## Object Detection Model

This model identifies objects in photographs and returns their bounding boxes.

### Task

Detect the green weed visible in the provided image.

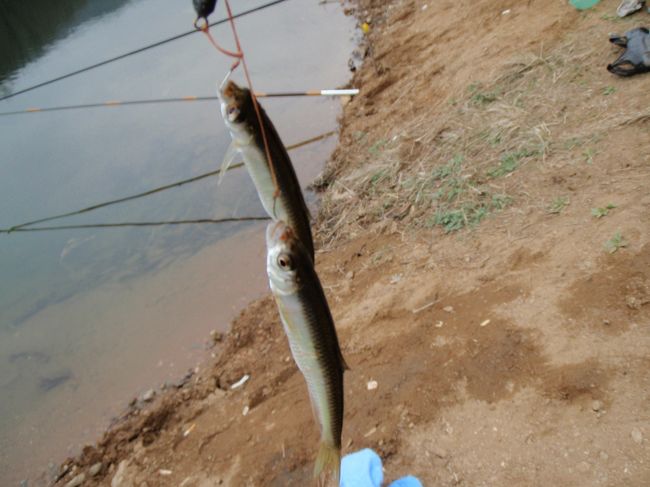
[368,139,388,155]
[583,148,596,164]
[413,154,511,233]
[603,86,616,96]
[468,83,498,105]
[605,231,627,254]
[433,205,482,233]
[369,169,390,187]
[548,196,569,214]
[488,149,537,178]
[491,194,513,210]
[432,154,463,181]
[430,196,511,233]
[353,130,367,141]
[591,203,616,218]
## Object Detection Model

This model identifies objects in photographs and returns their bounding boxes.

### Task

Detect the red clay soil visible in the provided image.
[51,0,650,486]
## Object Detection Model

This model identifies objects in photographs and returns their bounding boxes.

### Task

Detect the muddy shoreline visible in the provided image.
[50,0,650,485]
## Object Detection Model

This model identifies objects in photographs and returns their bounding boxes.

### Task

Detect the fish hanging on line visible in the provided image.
[266,221,347,485]
[218,79,315,261]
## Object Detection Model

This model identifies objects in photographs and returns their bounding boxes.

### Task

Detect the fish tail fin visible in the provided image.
[218,141,239,186]
[314,440,341,486]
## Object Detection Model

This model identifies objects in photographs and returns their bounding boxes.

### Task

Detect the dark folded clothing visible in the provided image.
[607,27,650,77]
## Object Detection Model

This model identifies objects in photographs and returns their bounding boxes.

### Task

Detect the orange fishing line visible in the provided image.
[200,0,281,202]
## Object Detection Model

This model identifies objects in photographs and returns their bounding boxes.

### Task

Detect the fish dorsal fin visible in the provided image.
[218,140,241,186]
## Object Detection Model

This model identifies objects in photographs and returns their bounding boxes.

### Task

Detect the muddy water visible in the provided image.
[0,1,356,484]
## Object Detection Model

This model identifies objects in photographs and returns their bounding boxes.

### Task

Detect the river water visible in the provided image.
[0,1,356,484]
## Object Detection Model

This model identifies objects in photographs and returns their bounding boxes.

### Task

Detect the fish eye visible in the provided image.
[277,254,292,270]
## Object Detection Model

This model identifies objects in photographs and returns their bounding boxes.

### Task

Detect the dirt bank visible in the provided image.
[51,0,650,485]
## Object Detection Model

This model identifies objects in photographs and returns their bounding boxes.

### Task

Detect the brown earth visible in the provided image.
[51,0,650,486]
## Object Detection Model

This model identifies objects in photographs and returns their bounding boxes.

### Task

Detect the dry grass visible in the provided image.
[317,34,649,246]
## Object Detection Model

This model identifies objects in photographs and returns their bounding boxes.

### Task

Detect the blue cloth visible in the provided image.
[389,476,423,487]
[340,448,422,487]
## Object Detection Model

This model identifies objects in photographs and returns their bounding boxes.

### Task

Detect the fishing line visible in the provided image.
[201,25,242,69]
[0,0,291,102]
[201,0,281,217]
[4,130,335,232]
[0,216,271,234]
[224,0,281,204]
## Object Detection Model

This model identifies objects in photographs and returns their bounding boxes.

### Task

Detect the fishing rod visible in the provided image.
[0,0,292,102]
[0,90,359,117]
[0,217,271,234]
[3,130,335,233]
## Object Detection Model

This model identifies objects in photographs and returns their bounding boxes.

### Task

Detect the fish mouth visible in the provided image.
[218,80,247,124]
[218,79,240,103]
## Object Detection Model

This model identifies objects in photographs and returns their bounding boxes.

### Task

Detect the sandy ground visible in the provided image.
[49,0,650,486]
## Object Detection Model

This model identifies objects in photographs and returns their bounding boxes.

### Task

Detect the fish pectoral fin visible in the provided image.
[218,141,241,186]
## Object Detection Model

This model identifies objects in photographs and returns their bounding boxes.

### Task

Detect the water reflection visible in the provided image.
[0,0,133,91]
[0,0,355,484]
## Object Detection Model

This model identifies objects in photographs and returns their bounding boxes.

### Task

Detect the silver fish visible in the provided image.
[219,79,315,261]
[266,220,347,484]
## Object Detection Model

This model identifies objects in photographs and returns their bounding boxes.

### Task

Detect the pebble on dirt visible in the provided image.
[631,427,643,444]
[64,473,85,487]
[142,389,155,402]
[88,462,102,477]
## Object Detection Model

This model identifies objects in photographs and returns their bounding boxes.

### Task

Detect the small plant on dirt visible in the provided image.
[368,139,388,155]
[583,148,596,164]
[369,168,390,187]
[487,148,537,178]
[563,138,584,150]
[353,130,367,141]
[468,83,498,105]
[432,154,463,181]
[489,134,503,147]
[432,204,489,233]
[548,196,569,214]
[591,204,617,219]
[429,194,511,233]
[491,194,512,210]
[604,231,627,254]
[411,154,512,233]
[602,86,616,96]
